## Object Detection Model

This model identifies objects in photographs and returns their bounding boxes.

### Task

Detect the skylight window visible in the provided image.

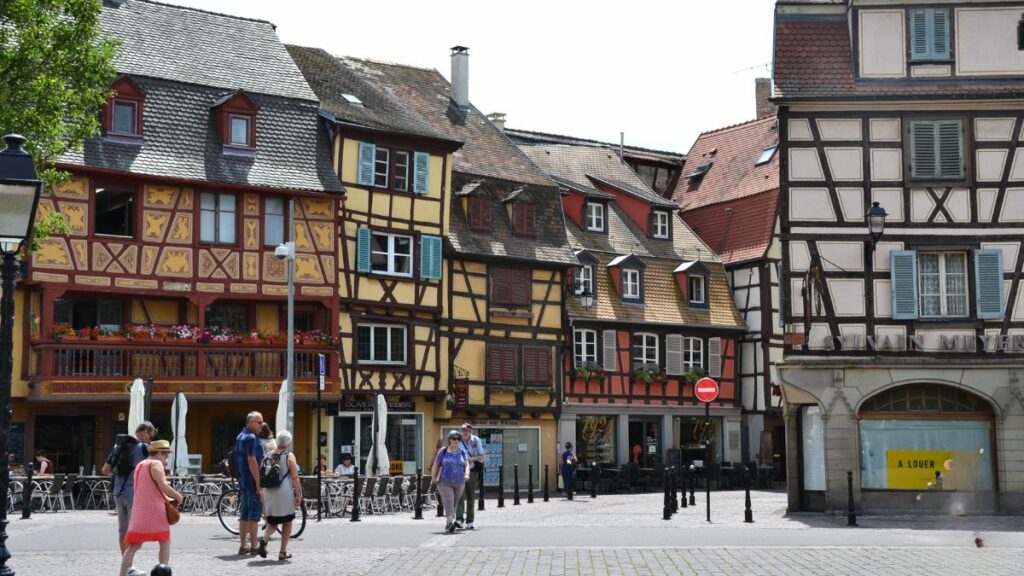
[687,162,713,181]
[756,145,777,166]
[341,93,364,106]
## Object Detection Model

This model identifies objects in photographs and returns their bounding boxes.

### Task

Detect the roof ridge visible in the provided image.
[338,54,438,74]
[133,0,275,27]
[507,127,684,157]
[695,116,776,138]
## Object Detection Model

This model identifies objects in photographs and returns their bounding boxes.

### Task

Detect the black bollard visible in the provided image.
[477,468,485,511]
[350,468,362,522]
[497,465,505,508]
[21,463,33,519]
[151,564,172,576]
[744,467,754,523]
[590,462,598,499]
[543,464,550,502]
[413,467,423,520]
[679,466,687,509]
[688,466,696,506]
[671,467,678,513]
[662,470,671,520]
[567,465,574,501]
[528,464,534,503]
[513,464,521,505]
[847,470,857,526]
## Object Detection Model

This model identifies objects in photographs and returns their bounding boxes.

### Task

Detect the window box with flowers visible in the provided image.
[633,364,667,384]
[297,329,335,347]
[166,325,200,343]
[92,326,130,342]
[53,324,80,342]
[128,324,167,342]
[574,362,606,382]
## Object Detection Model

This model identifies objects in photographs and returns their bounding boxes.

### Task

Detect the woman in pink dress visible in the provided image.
[119,440,183,576]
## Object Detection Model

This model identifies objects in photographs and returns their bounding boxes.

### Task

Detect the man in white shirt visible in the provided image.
[455,423,485,530]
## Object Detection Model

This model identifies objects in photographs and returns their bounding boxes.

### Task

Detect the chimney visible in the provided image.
[755,77,776,120]
[487,112,506,131]
[450,46,470,110]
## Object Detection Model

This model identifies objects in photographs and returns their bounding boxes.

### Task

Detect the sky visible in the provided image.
[167,0,777,154]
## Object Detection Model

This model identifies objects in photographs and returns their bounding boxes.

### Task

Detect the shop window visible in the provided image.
[94,188,135,237]
[801,406,826,491]
[576,415,616,466]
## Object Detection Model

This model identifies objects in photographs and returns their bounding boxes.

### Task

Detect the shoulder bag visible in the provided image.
[148,461,180,525]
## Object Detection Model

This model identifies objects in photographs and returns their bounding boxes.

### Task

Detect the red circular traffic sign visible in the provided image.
[694,377,720,403]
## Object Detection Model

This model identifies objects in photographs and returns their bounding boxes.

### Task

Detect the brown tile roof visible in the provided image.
[567,203,716,263]
[681,190,779,265]
[671,117,778,212]
[774,17,1024,100]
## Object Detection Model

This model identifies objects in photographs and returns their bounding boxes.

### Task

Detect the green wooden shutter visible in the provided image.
[413,151,430,194]
[891,250,919,320]
[356,227,372,273]
[419,234,442,280]
[974,249,1005,320]
[357,142,376,186]
[910,121,937,179]
[936,121,963,179]
[932,9,949,59]
[910,10,929,59]
[911,9,949,60]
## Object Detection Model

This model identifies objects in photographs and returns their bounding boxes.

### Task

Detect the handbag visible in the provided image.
[148,462,180,525]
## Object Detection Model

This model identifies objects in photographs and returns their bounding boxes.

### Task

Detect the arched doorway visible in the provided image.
[858,384,995,492]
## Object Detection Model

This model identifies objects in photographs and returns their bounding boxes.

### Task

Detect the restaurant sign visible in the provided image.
[340,398,415,412]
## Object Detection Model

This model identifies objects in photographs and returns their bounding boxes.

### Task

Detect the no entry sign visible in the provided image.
[694,377,719,403]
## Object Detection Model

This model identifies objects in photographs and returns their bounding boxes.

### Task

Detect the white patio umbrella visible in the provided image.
[127,378,146,434]
[276,379,290,437]
[170,390,189,475]
[365,394,390,476]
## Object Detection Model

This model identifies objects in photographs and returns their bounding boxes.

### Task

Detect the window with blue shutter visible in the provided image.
[357,142,376,186]
[413,151,430,194]
[419,234,442,280]
[910,9,949,61]
[891,250,919,320]
[356,227,372,273]
[910,120,963,180]
[974,249,1005,320]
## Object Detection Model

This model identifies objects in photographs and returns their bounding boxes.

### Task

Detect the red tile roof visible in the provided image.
[671,116,778,212]
[680,190,779,265]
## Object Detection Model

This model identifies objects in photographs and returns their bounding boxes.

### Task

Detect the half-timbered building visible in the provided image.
[514,138,746,474]
[16,0,343,472]
[288,46,463,474]
[674,114,786,474]
[774,0,1024,513]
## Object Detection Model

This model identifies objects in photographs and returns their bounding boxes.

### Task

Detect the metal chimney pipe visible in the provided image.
[450,46,470,109]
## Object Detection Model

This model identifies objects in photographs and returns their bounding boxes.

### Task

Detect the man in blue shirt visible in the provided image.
[235,411,265,555]
[455,422,485,530]
[102,421,156,576]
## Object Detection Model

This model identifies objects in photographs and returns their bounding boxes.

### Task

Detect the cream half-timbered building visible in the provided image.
[775,0,1024,513]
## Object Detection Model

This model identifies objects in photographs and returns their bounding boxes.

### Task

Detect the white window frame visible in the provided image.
[682,337,703,370]
[110,99,138,135]
[394,150,409,191]
[264,196,285,247]
[918,251,968,319]
[576,265,594,296]
[228,113,252,147]
[374,147,390,188]
[688,275,706,305]
[622,268,641,300]
[652,211,670,239]
[574,329,598,367]
[633,332,659,366]
[356,324,407,365]
[586,202,605,231]
[200,192,236,244]
[369,232,413,277]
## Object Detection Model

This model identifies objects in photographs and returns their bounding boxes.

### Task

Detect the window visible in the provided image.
[687,162,712,182]
[200,192,236,244]
[94,188,134,237]
[910,8,950,61]
[357,324,406,364]
[585,202,605,232]
[575,265,594,296]
[55,298,124,331]
[228,114,252,147]
[918,252,967,318]
[574,329,597,366]
[369,232,413,276]
[633,333,659,366]
[491,267,531,306]
[111,100,138,135]
[264,197,285,246]
[622,269,641,300]
[683,337,703,370]
[688,275,706,305]
[513,203,536,236]
[486,344,517,384]
[756,146,777,166]
[394,151,409,192]
[469,197,491,231]
[651,211,670,239]
[205,303,247,334]
[523,347,551,384]
[909,120,963,180]
[374,148,389,188]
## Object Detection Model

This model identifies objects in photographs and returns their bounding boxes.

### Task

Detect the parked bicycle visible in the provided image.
[217,480,307,538]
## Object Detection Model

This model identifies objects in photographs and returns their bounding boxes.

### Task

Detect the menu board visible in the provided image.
[9,422,25,463]
[478,429,503,487]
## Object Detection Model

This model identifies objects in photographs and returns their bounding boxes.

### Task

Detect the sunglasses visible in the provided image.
[450,436,462,441]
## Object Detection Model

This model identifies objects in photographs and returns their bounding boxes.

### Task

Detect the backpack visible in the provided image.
[107,435,139,478]
[259,452,285,489]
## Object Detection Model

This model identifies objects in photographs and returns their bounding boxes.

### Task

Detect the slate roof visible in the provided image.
[505,128,684,166]
[774,12,1024,101]
[681,191,779,265]
[58,0,341,193]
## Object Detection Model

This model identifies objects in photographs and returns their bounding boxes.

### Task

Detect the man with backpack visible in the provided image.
[102,421,156,576]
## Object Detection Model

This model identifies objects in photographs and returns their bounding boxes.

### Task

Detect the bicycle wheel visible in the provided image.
[217,488,240,536]
[290,502,308,538]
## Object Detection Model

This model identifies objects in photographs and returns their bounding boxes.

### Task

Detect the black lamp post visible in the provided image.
[0,133,44,576]
[866,201,888,248]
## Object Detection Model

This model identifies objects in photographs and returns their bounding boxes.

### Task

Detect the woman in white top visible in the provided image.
[333,453,355,476]
[258,423,277,453]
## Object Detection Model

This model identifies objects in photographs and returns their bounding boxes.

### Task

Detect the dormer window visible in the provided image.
[688,275,706,306]
[111,100,139,135]
[585,202,605,232]
[622,268,641,300]
[469,197,492,231]
[576,265,594,296]
[651,211,670,239]
[212,90,259,155]
[910,8,950,61]
[104,76,145,143]
[229,114,252,147]
[513,203,536,236]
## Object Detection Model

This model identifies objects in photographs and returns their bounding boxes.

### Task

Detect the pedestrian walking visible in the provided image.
[102,421,156,576]
[258,423,277,454]
[256,430,302,561]
[234,411,266,555]
[454,422,485,530]
[118,440,183,576]
[561,442,578,498]
[430,430,470,534]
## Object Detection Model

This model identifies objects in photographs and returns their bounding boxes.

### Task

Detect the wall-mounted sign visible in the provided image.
[340,399,415,412]
[454,380,468,409]
[825,333,1024,353]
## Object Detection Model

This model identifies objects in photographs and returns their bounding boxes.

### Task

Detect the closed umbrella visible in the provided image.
[127,378,146,434]
[276,379,290,437]
[366,394,390,476]
[170,390,189,475]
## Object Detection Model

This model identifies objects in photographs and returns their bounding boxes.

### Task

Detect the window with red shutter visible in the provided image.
[469,197,491,231]
[491,267,511,304]
[513,204,536,236]
[523,347,551,384]
[510,268,531,306]
[487,345,517,384]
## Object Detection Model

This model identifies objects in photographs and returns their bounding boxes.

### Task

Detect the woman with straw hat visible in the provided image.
[119,440,183,576]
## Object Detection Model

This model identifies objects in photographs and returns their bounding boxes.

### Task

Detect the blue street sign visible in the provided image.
[318,353,326,391]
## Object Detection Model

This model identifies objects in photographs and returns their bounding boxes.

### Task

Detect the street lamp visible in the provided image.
[573,277,594,309]
[866,201,888,248]
[274,198,296,435]
[0,133,44,576]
